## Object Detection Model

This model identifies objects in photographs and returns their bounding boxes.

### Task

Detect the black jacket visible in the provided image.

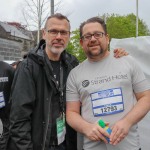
[0,61,15,150]
[7,40,79,150]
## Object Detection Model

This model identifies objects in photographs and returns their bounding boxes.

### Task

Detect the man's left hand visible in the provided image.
[109,119,131,145]
[113,48,128,58]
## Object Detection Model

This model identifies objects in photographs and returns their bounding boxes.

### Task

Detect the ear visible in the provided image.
[80,38,83,47]
[42,29,46,40]
[68,33,71,40]
[106,34,110,45]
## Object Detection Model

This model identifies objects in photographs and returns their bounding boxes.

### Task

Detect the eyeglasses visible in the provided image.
[46,29,70,37]
[81,32,105,41]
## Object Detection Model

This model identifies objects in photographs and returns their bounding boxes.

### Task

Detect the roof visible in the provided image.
[0,21,32,40]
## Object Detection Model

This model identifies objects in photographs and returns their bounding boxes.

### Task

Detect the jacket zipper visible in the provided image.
[42,91,52,150]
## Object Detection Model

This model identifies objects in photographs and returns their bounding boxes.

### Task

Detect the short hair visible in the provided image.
[79,17,107,38]
[44,13,70,30]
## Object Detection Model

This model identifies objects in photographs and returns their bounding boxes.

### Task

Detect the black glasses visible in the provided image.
[46,29,70,37]
[81,32,105,41]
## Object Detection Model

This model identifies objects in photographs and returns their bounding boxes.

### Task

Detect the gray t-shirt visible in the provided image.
[66,53,150,150]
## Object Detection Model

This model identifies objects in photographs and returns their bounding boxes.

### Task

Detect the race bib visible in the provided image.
[0,77,8,82]
[0,92,5,109]
[91,88,124,116]
[56,113,66,145]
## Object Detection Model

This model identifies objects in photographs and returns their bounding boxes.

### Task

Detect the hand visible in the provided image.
[84,123,110,143]
[109,119,131,145]
[113,48,129,58]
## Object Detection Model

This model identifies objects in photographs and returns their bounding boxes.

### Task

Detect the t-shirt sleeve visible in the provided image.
[129,56,150,93]
[66,69,80,102]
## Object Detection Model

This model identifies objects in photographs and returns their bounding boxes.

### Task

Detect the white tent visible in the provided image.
[110,36,150,150]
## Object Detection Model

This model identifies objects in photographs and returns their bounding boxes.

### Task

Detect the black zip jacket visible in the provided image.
[0,61,15,150]
[7,40,79,150]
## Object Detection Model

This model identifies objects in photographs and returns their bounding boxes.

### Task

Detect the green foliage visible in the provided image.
[105,13,150,39]
[66,13,150,62]
[66,29,86,62]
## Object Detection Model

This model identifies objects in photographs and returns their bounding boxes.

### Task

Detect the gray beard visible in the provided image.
[50,47,64,55]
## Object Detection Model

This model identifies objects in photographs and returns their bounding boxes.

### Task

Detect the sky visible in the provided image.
[0,0,150,32]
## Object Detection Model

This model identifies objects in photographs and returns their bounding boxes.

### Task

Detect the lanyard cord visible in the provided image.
[44,52,64,113]
[59,61,64,113]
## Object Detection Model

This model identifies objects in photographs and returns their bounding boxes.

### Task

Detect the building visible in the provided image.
[0,21,35,61]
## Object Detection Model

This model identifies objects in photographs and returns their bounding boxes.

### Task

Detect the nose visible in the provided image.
[90,35,96,42]
[55,32,61,38]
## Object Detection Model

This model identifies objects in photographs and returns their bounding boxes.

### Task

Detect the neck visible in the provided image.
[88,51,110,62]
[45,48,61,61]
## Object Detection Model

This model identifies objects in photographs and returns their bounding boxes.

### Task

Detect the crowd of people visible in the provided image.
[0,13,149,150]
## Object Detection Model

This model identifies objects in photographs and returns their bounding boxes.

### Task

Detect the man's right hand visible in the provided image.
[83,122,110,143]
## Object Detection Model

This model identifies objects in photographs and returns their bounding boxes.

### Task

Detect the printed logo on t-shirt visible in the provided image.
[82,80,90,87]
[90,74,128,86]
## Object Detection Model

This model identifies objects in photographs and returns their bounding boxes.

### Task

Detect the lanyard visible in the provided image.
[52,61,64,113]
[43,51,65,113]
[59,61,64,113]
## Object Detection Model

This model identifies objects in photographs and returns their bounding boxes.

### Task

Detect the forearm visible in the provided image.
[66,110,91,135]
[66,101,111,143]
[122,91,150,126]
[110,91,150,145]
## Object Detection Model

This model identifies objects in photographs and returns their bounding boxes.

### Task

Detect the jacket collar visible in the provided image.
[27,39,78,69]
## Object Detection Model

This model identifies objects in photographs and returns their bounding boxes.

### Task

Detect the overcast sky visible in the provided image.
[0,0,149,32]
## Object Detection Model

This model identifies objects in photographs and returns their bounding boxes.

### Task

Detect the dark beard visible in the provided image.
[87,47,105,59]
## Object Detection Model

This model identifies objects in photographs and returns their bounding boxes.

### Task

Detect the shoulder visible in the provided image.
[119,55,139,68]
[111,54,137,66]
[121,55,136,62]
[62,51,79,67]
[0,61,15,75]
[68,59,87,76]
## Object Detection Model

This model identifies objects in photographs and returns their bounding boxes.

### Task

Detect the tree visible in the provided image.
[67,13,150,62]
[22,0,62,44]
[105,13,150,39]
[66,30,86,62]
[22,0,50,43]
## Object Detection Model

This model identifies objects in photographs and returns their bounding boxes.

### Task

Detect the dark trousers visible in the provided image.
[49,142,66,150]
[0,118,9,150]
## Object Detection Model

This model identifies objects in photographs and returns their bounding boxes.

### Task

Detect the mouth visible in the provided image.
[89,44,99,48]
[52,42,64,47]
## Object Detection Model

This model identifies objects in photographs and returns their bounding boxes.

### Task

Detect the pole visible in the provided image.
[136,0,138,37]
[37,0,41,44]
[51,0,54,15]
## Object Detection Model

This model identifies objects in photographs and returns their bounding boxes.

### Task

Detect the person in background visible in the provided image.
[7,13,128,150]
[10,60,21,69]
[66,16,150,150]
[0,61,15,150]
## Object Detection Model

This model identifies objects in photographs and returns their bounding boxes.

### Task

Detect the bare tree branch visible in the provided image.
[21,0,64,43]
[24,0,38,16]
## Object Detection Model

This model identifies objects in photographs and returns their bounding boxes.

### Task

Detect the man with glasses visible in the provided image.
[66,17,150,150]
[7,14,128,150]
